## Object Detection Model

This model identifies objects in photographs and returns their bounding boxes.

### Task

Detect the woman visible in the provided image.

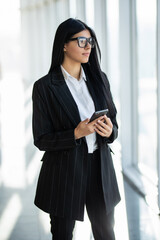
[32,18,120,240]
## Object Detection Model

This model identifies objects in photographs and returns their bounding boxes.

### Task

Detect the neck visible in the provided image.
[62,60,81,80]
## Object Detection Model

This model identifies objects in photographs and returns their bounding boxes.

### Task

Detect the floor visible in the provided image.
[123,180,160,240]
[0,78,160,240]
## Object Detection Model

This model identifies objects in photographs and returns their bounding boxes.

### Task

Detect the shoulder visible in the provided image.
[33,66,63,89]
[33,73,51,89]
[32,73,53,101]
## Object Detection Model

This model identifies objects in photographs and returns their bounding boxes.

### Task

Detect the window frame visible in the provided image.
[120,0,160,213]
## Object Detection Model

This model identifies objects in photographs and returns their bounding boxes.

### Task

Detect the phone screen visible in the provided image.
[89,109,109,122]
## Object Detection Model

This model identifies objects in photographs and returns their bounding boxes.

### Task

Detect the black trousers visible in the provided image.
[50,150,115,240]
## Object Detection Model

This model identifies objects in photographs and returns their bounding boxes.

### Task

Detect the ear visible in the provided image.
[64,44,67,52]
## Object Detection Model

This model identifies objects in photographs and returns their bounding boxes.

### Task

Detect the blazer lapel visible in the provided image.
[49,67,81,127]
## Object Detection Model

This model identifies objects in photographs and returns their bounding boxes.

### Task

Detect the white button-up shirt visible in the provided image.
[61,65,98,153]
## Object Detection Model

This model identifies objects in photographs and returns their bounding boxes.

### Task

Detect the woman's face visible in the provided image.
[63,29,92,64]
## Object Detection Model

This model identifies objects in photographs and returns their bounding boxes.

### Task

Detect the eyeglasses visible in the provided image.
[69,37,95,48]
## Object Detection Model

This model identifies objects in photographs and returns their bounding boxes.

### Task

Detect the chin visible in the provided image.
[81,58,89,63]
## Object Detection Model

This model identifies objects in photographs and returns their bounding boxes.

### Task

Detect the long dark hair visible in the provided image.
[49,18,117,118]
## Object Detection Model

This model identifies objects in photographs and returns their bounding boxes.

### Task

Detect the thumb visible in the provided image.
[83,118,90,124]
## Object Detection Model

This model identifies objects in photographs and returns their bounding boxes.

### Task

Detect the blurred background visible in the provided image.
[0,0,160,239]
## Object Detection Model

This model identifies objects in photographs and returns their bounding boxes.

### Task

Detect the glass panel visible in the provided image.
[69,0,77,17]
[136,0,157,183]
[85,0,94,28]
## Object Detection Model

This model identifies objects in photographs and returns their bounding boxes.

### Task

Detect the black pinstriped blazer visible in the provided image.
[32,66,120,221]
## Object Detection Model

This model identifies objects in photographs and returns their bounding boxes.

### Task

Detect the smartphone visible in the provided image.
[89,109,109,123]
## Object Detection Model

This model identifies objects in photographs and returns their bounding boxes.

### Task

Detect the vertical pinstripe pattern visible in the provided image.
[85,151,115,240]
[55,154,63,214]
[78,146,85,216]
[49,151,115,240]
[62,150,70,216]
[33,66,120,221]
[70,147,77,218]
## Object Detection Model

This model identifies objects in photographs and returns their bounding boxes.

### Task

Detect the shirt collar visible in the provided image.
[61,65,87,82]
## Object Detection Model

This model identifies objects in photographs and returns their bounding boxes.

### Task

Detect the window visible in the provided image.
[136,0,157,184]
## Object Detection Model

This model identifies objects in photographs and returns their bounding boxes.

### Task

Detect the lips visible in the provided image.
[82,53,90,57]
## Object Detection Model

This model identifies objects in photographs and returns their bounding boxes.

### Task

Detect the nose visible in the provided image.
[85,41,91,49]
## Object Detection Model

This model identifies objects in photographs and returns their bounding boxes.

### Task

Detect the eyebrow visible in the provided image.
[72,36,92,39]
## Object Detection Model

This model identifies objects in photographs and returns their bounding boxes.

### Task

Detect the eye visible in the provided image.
[79,38,86,44]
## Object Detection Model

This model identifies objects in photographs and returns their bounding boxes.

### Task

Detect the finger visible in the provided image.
[95,127,107,137]
[95,125,112,137]
[96,124,110,134]
[96,121,113,135]
[97,119,112,133]
[102,115,113,127]
[88,116,104,125]
[83,118,90,124]
[97,120,108,129]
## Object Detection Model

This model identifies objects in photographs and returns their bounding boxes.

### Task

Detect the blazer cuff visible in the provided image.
[105,126,118,144]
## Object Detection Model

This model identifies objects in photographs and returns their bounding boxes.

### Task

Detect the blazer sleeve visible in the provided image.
[105,120,118,144]
[102,72,118,144]
[32,81,81,151]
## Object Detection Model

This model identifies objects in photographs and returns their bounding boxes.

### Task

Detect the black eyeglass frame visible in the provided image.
[69,37,95,48]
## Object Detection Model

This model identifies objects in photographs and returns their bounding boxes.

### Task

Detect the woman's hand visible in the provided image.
[74,116,104,139]
[95,115,113,138]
